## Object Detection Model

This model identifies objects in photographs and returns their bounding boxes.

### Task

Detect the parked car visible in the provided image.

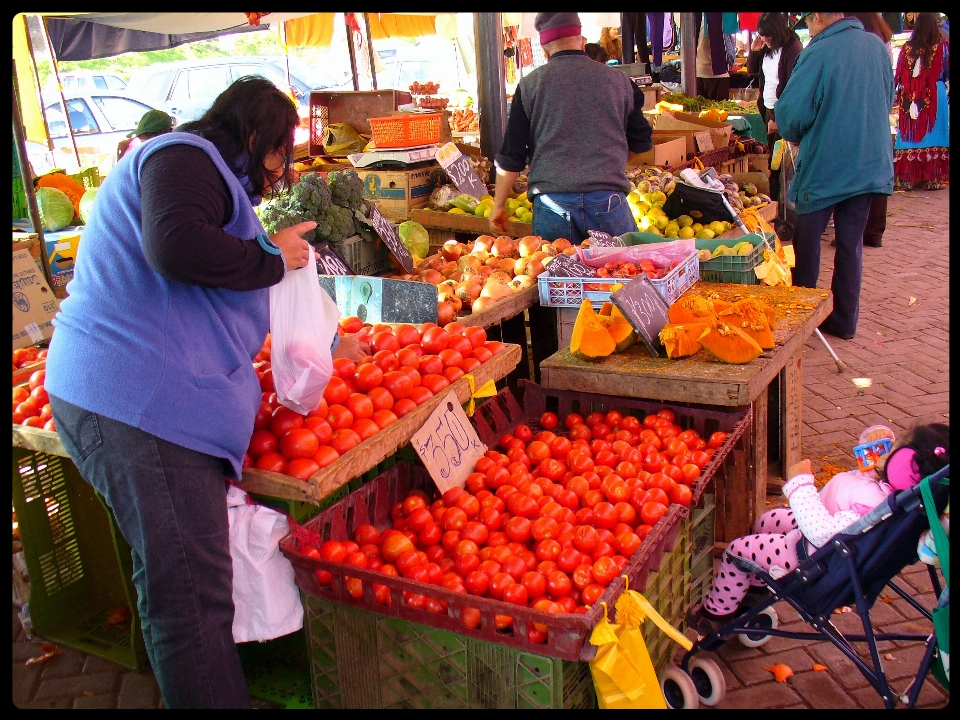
[30,92,165,176]
[41,70,128,104]
[125,56,352,126]
[374,38,476,98]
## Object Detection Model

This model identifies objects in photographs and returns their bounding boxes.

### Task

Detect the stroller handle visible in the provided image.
[841,464,950,536]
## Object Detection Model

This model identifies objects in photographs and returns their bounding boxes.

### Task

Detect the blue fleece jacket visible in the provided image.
[45,132,269,479]
[774,18,895,214]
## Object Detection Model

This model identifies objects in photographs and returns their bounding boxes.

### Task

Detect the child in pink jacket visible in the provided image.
[689,422,949,629]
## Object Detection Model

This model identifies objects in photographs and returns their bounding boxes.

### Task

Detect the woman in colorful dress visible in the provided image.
[894,12,949,191]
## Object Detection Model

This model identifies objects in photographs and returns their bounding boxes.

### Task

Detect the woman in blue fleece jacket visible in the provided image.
[44,77,352,709]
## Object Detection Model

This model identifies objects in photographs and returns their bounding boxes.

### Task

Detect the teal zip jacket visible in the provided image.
[774,18,895,214]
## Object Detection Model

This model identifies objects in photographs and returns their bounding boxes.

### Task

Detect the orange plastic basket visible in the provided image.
[368,112,442,149]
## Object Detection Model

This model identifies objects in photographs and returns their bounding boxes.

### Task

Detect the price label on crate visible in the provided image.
[545,253,597,278]
[435,142,487,199]
[368,205,414,274]
[694,131,714,153]
[411,390,488,493]
[313,242,354,276]
[611,274,670,357]
[586,230,624,247]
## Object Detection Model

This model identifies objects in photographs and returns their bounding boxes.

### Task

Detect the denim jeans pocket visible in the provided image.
[593,194,638,237]
[50,399,103,462]
[532,194,574,243]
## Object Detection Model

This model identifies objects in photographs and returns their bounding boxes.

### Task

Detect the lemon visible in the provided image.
[677,214,694,228]
[516,191,527,202]
[448,207,466,215]
[484,207,492,218]
[480,194,494,203]
[474,204,487,217]
[506,199,520,213]
[646,226,663,236]
[678,226,696,239]
[514,205,527,218]
[665,221,680,235]
[692,223,703,233]
[694,228,716,239]
[650,190,667,205]
[520,211,533,223]
[653,214,669,231]
[635,201,651,215]
[708,221,726,236]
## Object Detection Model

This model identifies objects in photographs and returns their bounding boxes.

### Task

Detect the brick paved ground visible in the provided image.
[12,189,949,708]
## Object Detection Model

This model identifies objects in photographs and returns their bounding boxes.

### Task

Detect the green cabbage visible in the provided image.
[79,188,99,225]
[36,186,75,232]
[398,221,429,260]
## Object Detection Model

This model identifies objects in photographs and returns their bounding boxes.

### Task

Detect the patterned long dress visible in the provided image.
[894,40,950,188]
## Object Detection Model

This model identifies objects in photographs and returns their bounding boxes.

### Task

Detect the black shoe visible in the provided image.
[686,604,733,637]
[818,322,855,340]
[864,239,883,247]
[741,585,773,609]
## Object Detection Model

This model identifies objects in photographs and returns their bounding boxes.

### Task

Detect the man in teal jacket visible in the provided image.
[775,13,894,340]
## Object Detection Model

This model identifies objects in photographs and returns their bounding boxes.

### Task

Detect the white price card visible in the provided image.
[411,390,487,494]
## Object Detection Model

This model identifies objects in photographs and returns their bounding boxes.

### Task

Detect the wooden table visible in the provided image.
[539,282,832,544]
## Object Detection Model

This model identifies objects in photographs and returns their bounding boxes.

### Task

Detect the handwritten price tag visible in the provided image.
[610,274,670,357]
[314,242,354,276]
[545,253,597,278]
[368,205,414,274]
[586,230,624,247]
[411,390,488,493]
[435,142,487,199]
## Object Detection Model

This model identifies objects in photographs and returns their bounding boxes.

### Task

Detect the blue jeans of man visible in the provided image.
[48,395,250,709]
[528,190,639,374]
[791,193,874,338]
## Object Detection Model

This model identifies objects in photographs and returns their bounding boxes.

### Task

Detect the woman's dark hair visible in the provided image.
[756,12,795,51]
[178,75,299,196]
[908,12,944,61]
[584,43,610,63]
[879,422,950,484]
[848,12,893,43]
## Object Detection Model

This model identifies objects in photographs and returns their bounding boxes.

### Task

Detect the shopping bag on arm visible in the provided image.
[269,253,340,415]
[920,477,950,688]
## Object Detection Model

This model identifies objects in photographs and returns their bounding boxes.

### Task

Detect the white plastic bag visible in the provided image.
[268,254,340,415]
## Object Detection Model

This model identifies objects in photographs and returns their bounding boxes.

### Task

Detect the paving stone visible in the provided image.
[789,667,861,709]
[37,647,85,678]
[73,693,117,709]
[12,661,42,706]
[117,671,162,709]
[33,672,118,701]
[714,681,804,709]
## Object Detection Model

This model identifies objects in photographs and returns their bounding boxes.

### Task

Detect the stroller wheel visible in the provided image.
[660,665,700,709]
[689,657,726,706]
[738,607,779,648]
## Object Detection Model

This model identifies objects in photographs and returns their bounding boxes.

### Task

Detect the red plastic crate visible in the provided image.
[281,461,686,662]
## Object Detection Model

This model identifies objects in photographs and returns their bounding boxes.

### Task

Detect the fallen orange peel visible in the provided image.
[762,663,794,682]
[812,663,828,672]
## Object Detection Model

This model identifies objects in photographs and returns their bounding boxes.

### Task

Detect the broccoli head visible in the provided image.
[327,169,365,212]
[258,171,333,243]
[315,203,357,245]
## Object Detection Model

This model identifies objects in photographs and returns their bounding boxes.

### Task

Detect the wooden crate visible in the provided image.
[409,207,532,240]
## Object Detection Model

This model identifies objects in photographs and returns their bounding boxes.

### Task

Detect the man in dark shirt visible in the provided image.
[491,12,652,245]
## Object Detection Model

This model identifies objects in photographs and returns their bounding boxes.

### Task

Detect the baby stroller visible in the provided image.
[661,465,950,709]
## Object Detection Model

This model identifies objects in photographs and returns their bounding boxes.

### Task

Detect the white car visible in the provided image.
[30,92,166,176]
[41,70,128,105]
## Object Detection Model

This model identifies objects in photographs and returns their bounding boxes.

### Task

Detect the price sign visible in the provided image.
[545,253,597,278]
[694,131,714,152]
[610,274,670,357]
[586,230,624,247]
[411,390,488,493]
[435,142,488,199]
[368,205,414,274]
[313,242,354,276]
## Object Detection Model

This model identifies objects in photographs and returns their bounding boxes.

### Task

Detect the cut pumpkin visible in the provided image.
[598,302,614,316]
[659,322,709,358]
[668,294,720,325]
[697,322,763,364]
[570,299,616,360]
[607,314,637,352]
[717,298,776,349]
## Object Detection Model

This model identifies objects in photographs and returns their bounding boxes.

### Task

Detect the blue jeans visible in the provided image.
[48,395,250,709]
[532,190,638,244]
[791,193,873,337]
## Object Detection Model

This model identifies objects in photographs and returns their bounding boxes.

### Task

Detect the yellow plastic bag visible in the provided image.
[589,583,694,709]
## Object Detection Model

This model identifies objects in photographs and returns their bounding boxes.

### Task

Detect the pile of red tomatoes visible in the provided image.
[13,369,54,430]
[299,408,727,641]
[247,318,507,481]
[13,345,47,371]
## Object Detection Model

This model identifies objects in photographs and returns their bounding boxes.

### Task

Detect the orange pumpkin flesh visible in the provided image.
[697,322,763,364]
[659,322,710,358]
[570,300,616,360]
[717,298,776,349]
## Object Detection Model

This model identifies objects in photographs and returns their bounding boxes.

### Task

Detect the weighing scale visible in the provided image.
[348,145,440,169]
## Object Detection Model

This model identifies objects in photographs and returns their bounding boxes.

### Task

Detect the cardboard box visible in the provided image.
[357,164,438,222]
[12,248,59,351]
[651,130,698,159]
[628,135,686,170]
[12,220,82,292]
[653,111,733,149]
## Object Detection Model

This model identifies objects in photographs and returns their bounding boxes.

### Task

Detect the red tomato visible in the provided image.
[418,354,443,376]
[464,326,487,348]
[464,570,489,596]
[344,392,374,420]
[573,525,600,554]
[393,323,421,348]
[488,572,516,600]
[540,412,558,430]
[392,398,418,418]
[283,458,319,480]
[640,501,668,526]
[371,409,399,430]
[254,451,286,473]
[370,331,400,354]
[323,376,350,405]
[354,364,384,392]
[484,340,506,355]
[421,326,450,354]
[418,523,442,547]
[329,429,361,456]
[437,348,463,369]
[396,347,421,369]
[513,424,533,442]
[668,483,693,507]
[325,404,354,431]
[616,532,642,557]
[380,370,413,400]
[351,418,380,441]
[279,427,320,460]
[443,366,465,383]
[546,570,572,599]
[591,556,619,586]
[247,428,278,459]
[372,350,400,373]
[419,374,449,396]
[604,410,623,428]
[267,406,302,436]
[707,431,728,449]
[313,446,340,468]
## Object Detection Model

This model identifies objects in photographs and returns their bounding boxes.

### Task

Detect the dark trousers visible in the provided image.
[696,76,731,102]
[621,12,649,65]
[863,194,888,246]
[758,105,782,201]
[48,395,250,709]
[791,193,873,337]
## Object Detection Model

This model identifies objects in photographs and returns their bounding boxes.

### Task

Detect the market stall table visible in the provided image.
[539,282,832,545]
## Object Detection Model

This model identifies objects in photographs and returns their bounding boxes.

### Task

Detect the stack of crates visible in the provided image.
[687,494,717,608]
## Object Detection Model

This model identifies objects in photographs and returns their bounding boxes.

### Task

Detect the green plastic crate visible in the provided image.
[688,495,716,607]
[13,175,28,220]
[237,628,314,709]
[696,232,772,285]
[11,448,148,672]
[303,593,596,709]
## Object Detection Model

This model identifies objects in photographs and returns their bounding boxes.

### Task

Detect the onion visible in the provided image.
[437,301,457,326]
[518,235,543,258]
[457,254,482,272]
[524,260,545,278]
[422,269,444,285]
[441,239,465,261]
[472,296,495,313]
[498,258,516,273]
[492,236,517,257]
[473,235,495,252]
[456,280,482,303]
[552,238,573,252]
[512,275,536,289]
[514,257,530,276]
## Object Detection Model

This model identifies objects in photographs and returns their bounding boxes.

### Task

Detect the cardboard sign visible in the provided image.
[313,242,354,276]
[587,230,624,247]
[545,253,597,278]
[368,205,414,274]
[436,142,487,199]
[316,275,438,325]
[411,390,487,493]
[694,131,714,152]
[12,249,59,351]
[610,274,670,357]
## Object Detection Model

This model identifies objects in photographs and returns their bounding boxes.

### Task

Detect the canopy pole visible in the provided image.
[363,13,377,90]
[475,13,506,161]
[41,15,81,167]
[680,13,698,97]
[13,59,56,292]
[20,14,55,154]
[344,13,360,91]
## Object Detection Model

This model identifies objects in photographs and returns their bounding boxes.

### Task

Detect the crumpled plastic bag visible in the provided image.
[579,239,696,270]
[428,184,461,211]
[323,122,369,155]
